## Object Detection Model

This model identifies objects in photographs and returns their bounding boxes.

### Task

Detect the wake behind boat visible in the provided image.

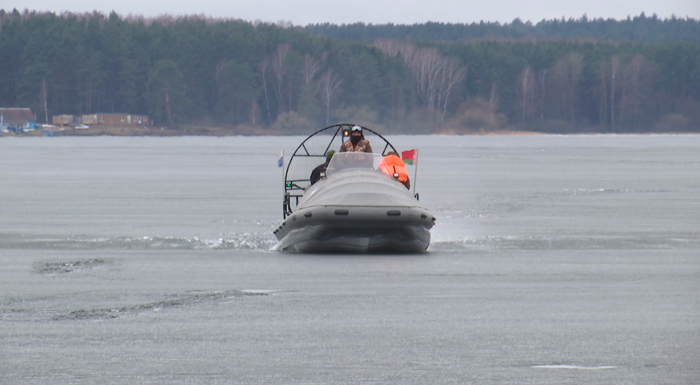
[272,124,435,253]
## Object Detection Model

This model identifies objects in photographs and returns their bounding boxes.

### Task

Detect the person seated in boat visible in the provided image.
[378,151,410,189]
[309,150,336,185]
[340,125,373,153]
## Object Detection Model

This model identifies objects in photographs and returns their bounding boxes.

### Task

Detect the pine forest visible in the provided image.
[1,9,699,134]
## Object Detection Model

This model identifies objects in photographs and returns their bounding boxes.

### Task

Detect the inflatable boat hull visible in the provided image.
[273,166,435,253]
[273,205,433,253]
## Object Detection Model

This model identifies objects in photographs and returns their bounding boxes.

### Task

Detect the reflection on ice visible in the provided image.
[428,233,700,252]
[532,365,617,370]
[7,233,278,252]
[51,290,271,321]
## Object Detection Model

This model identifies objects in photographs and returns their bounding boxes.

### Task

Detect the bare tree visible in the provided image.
[408,47,443,109]
[489,83,498,111]
[537,69,548,121]
[372,39,401,56]
[41,77,48,123]
[598,56,621,130]
[259,58,272,123]
[552,52,583,124]
[437,58,466,119]
[394,46,466,123]
[372,39,415,58]
[317,69,343,125]
[609,56,621,129]
[516,65,536,126]
[271,44,290,112]
[298,54,322,121]
[214,59,229,121]
[302,55,321,85]
[375,41,465,121]
[621,54,655,131]
[250,99,259,125]
[214,59,228,85]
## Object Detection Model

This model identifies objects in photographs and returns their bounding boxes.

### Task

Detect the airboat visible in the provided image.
[272,123,436,253]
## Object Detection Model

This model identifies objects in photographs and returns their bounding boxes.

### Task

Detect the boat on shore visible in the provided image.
[272,124,435,253]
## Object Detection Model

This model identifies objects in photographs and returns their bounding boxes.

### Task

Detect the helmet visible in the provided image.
[325,150,336,162]
[351,125,362,133]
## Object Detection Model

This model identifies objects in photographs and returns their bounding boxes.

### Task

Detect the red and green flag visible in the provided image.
[402,149,417,165]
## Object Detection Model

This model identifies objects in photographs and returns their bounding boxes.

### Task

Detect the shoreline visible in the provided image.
[2,125,698,137]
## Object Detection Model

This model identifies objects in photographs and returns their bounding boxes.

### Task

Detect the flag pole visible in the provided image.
[281,149,285,193]
[279,149,286,217]
[412,149,418,197]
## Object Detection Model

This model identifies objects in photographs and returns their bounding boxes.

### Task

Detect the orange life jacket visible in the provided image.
[378,154,409,184]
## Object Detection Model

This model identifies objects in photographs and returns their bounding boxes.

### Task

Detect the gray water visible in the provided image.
[1,135,698,384]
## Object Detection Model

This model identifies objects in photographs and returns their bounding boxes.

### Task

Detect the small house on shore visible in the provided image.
[50,113,152,128]
[81,113,151,126]
[52,114,75,127]
[0,108,37,132]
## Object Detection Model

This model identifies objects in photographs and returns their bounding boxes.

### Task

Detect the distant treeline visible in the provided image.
[1,9,698,134]
[305,13,700,44]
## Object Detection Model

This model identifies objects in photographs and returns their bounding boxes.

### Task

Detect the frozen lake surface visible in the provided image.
[1,134,698,384]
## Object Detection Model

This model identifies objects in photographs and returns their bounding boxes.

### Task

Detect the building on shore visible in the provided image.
[50,113,152,128]
[81,113,151,126]
[52,114,75,127]
[0,108,37,132]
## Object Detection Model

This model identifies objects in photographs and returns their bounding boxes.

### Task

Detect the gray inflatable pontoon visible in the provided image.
[272,124,436,253]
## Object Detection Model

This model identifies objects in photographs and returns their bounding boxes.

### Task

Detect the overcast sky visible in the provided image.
[3,0,699,25]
